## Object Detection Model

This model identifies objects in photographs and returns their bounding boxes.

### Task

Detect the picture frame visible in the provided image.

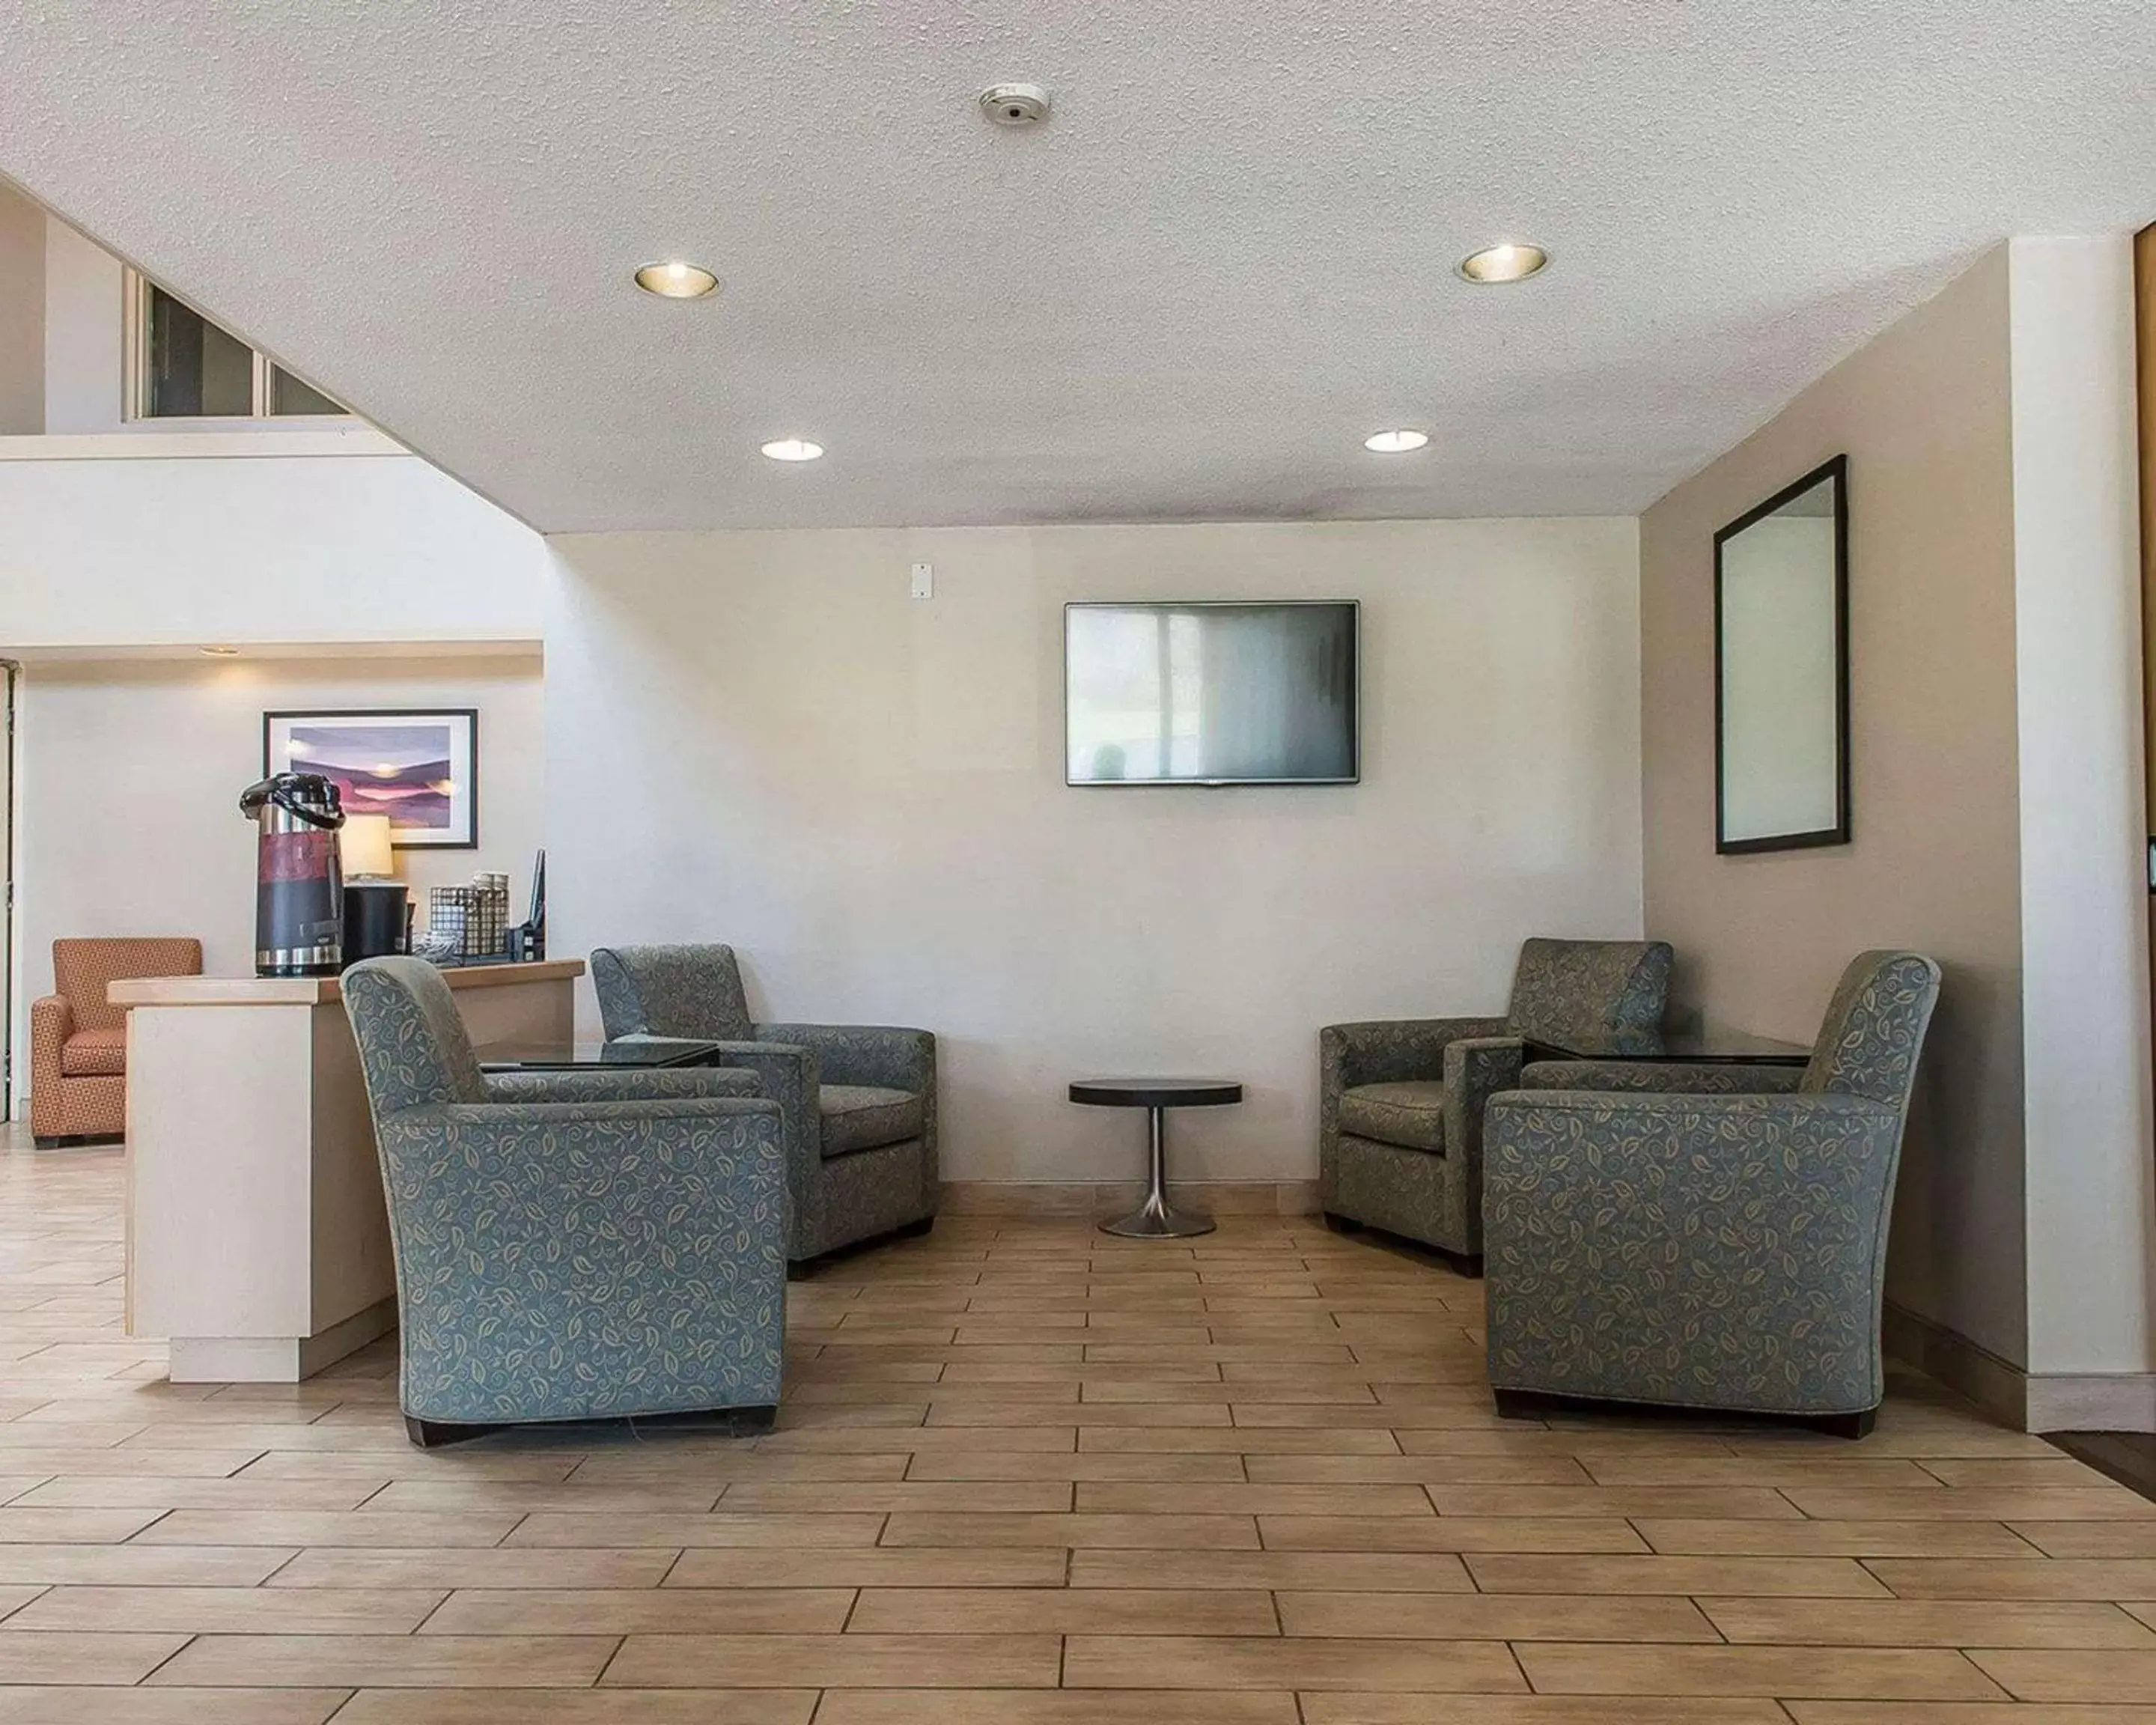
[262,708,479,850]
[1712,455,1851,855]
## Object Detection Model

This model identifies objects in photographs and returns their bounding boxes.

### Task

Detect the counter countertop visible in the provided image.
[110,958,584,1008]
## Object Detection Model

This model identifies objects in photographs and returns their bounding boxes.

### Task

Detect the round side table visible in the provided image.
[1068,1077,1243,1239]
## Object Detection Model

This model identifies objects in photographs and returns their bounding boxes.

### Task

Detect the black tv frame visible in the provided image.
[1062,599,1362,788]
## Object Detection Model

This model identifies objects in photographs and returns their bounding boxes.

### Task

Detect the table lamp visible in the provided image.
[339,815,396,880]
[338,815,409,964]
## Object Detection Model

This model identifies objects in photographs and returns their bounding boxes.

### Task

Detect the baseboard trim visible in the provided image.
[1869,1303,2156,1435]
[2023,1374,2156,1434]
[941,1181,1318,1217]
[1882,1299,2028,1431]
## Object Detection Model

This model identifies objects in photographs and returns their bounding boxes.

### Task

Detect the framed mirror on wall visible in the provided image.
[1714,454,1851,854]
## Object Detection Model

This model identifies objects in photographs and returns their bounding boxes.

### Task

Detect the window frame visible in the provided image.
[121,269,349,425]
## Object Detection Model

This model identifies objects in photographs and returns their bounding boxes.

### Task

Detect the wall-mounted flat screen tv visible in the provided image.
[1065,600,1359,786]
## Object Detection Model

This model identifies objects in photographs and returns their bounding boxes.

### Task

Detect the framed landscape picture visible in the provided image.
[263,709,478,849]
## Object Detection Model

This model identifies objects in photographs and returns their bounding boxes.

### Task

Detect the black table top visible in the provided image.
[1520,1024,1812,1066]
[477,1038,723,1072]
[1070,1078,1243,1109]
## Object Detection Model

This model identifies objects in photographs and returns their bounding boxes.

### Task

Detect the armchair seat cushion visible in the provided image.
[1339,1081,1449,1154]
[60,1029,127,1077]
[819,1084,925,1158]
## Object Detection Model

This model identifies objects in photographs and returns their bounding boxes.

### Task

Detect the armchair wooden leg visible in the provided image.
[405,1417,507,1449]
[786,1256,822,1282]
[1808,1408,1878,1440]
[628,1405,779,1438]
[1321,1212,1364,1235]
[1492,1388,1559,1423]
[895,1217,935,1240]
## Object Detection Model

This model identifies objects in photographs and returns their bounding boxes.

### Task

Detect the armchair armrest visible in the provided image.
[752,1023,934,1094]
[483,1067,763,1106]
[1321,1017,1511,1092]
[378,1095,785,1198]
[30,994,70,1081]
[1482,1089,1903,1414]
[29,996,73,1137]
[1517,1060,1805,1095]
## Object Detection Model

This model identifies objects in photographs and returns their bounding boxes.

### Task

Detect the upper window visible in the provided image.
[124,273,348,421]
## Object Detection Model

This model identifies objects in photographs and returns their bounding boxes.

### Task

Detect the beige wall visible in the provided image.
[0,181,43,433]
[40,215,118,433]
[15,655,546,1113]
[546,518,1643,1186]
[1640,249,2029,1366]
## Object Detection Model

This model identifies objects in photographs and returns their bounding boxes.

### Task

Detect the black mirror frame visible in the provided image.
[1712,453,1851,856]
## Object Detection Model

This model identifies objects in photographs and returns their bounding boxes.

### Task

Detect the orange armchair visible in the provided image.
[31,938,202,1146]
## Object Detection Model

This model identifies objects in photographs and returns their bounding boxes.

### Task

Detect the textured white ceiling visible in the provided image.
[1,1,2151,532]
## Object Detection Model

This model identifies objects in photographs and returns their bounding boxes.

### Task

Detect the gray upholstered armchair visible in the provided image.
[342,957,788,1447]
[591,944,938,1271]
[1318,938,1672,1268]
[1483,949,1943,1438]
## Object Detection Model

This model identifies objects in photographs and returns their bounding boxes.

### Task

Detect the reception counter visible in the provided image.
[112,960,582,1382]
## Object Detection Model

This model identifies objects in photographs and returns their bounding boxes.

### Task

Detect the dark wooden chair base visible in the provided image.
[1321,1212,1483,1279]
[404,1417,508,1449]
[405,1404,779,1449]
[33,1133,122,1151]
[1493,1387,1877,1440]
[788,1214,937,1281]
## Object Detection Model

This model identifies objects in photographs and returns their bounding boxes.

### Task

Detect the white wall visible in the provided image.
[0,449,548,650]
[546,518,1642,1184]
[2008,235,2155,1393]
[14,654,545,1110]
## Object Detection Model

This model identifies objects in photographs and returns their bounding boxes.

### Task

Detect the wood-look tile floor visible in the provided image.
[3,1137,2154,1722]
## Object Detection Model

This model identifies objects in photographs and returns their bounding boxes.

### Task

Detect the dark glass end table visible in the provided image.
[1519,1025,1812,1066]
[476,1038,725,1072]
[1070,1077,1243,1239]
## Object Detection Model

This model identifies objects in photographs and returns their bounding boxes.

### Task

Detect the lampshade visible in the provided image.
[339,815,396,879]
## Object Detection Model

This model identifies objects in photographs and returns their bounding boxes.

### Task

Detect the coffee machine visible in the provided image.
[239,773,346,976]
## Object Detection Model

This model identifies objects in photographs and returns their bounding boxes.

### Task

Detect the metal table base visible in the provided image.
[1099,1104,1215,1238]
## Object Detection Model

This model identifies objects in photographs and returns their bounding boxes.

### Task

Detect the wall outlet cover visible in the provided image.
[909,562,934,600]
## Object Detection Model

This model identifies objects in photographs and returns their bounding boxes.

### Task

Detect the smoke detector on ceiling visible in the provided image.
[979,83,1050,127]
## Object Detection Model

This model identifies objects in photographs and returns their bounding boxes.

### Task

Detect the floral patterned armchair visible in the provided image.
[1482,949,1943,1437]
[341,956,786,1446]
[591,944,938,1271]
[1318,938,1672,1268]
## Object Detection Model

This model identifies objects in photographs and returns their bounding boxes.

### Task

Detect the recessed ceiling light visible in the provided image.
[1457,243,1547,285]
[633,261,719,299]
[1363,429,1429,454]
[761,437,824,462]
[199,645,241,656]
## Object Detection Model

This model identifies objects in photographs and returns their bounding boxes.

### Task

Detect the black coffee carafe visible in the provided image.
[239,773,346,977]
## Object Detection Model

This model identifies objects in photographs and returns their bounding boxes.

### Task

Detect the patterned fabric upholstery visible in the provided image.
[1519,1060,1804,1095]
[58,1029,127,1077]
[1318,938,1671,1262]
[1483,949,1943,1422]
[1337,1081,1449,1154]
[591,945,754,1042]
[1507,938,1673,1044]
[483,1067,764,1107]
[53,937,202,1033]
[820,1085,925,1158]
[1800,951,1941,1105]
[340,960,488,1113]
[343,956,788,1429]
[31,937,202,1141]
[593,946,939,1263]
